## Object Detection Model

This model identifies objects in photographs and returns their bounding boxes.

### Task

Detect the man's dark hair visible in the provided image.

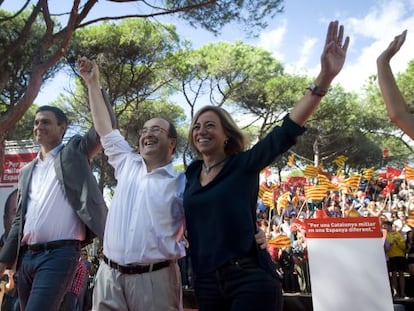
[36,105,68,126]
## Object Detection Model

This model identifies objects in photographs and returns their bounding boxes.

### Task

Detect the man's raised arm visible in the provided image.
[78,56,114,137]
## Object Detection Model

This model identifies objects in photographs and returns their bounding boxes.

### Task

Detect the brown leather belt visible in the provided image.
[23,239,81,252]
[103,255,171,275]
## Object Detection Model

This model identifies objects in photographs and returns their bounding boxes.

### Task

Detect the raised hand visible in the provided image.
[378,30,407,64]
[77,56,100,87]
[377,30,414,140]
[320,20,350,79]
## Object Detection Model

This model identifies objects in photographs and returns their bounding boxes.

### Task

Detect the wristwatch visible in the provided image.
[306,83,328,97]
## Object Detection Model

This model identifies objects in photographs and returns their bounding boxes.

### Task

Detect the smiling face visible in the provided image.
[138,117,176,162]
[33,110,66,153]
[191,110,228,157]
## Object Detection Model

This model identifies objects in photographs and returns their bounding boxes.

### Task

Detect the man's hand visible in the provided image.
[77,56,100,88]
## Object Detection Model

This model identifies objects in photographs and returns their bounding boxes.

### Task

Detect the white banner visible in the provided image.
[306,217,393,311]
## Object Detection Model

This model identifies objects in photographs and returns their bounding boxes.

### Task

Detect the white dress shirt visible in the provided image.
[22,144,85,244]
[101,130,186,265]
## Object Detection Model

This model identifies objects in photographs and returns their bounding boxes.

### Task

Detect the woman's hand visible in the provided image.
[320,20,350,82]
[377,30,407,65]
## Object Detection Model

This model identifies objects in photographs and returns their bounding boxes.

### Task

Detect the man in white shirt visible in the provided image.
[79,57,185,311]
[79,56,269,311]
[0,101,113,310]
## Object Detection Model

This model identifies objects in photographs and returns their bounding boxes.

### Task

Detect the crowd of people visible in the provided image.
[253,176,414,299]
[0,17,413,311]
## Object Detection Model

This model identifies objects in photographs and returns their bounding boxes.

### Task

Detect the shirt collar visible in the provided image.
[36,143,64,161]
[137,154,179,178]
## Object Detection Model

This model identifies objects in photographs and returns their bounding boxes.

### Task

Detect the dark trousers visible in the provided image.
[194,256,283,311]
[18,246,79,311]
[59,292,77,311]
[178,254,193,288]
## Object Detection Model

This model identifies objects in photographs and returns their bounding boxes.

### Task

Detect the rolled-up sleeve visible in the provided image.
[101,130,134,178]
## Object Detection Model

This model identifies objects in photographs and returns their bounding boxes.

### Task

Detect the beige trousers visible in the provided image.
[92,260,183,311]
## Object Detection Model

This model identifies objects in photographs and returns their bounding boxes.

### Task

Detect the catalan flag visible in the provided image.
[335,168,346,179]
[345,174,361,189]
[405,165,414,182]
[258,182,277,200]
[303,165,319,178]
[268,234,292,249]
[277,192,291,209]
[333,155,348,167]
[363,167,375,181]
[317,173,330,187]
[287,154,295,167]
[262,191,275,209]
[304,185,328,201]
[317,174,338,191]
[406,210,414,227]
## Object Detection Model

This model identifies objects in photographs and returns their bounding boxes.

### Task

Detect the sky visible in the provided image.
[3,0,414,105]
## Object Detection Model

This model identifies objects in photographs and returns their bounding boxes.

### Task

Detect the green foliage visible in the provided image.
[174,163,185,172]
[6,104,38,140]
[398,60,414,102]
[167,38,409,173]
[64,19,187,189]
[166,0,284,36]
[0,0,287,178]
[117,99,186,149]
[67,19,181,103]
[68,19,180,64]
[4,0,414,183]
[167,41,285,116]
[65,18,185,133]
[0,9,62,108]
[293,86,385,172]
[363,66,414,167]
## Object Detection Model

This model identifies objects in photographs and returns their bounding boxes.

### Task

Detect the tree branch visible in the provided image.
[0,0,31,21]
[0,1,42,67]
[78,0,216,28]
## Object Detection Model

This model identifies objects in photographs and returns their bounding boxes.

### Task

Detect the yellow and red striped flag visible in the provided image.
[304,185,328,201]
[303,165,319,178]
[363,167,375,181]
[287,154,295,167]
[277,192,291,209]
[405,165,414,182]
[333,155,348,167]
[317,174,338,191]
[262,191,275,209]
[406,210,414,227]
[268,234,292,249]
[345,174,361,189]
[259,182,277,210]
